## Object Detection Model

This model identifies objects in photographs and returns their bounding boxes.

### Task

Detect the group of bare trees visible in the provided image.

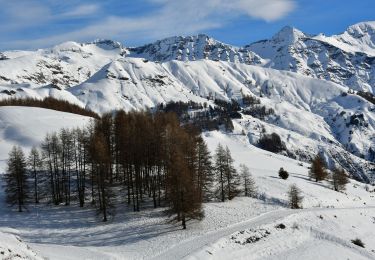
[37,128,89,207]
[309,154,349,191]
[4,111,352,227]
[4,146,28,212]
[283,153,350,210]
[4,111,257,229]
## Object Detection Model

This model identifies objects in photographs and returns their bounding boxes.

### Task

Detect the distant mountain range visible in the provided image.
[1,21,374,92]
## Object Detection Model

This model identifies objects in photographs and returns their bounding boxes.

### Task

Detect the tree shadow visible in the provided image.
[0,192,184,247]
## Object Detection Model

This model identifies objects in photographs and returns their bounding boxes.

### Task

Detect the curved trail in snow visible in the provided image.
[152,206,375,260]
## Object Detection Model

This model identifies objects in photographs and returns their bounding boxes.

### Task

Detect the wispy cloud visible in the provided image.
[0,0,52,31]
[0,1,100,32]
[0,0,296,50]
[61,4,100,18]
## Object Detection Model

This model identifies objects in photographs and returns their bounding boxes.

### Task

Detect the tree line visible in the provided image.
[3,108,351,228]
[4,111,257,229]
[0,97,99,118]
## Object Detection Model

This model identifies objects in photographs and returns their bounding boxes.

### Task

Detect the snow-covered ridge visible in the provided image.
[342,21,375,51]
[0,39,126,88]
[0,21,374,92]
[247,21,375,93]
[128,34,263,64]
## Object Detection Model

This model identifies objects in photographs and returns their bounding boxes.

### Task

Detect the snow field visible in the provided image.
[0,107,374,259]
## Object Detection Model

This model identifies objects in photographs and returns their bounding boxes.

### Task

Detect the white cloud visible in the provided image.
[223,0,296,22]
[151,0,295,22]
[61,4,100,17]
[0,0,296,49]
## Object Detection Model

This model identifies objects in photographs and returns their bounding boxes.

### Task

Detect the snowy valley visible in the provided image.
[0,107,374,259]
[0,21,375,260]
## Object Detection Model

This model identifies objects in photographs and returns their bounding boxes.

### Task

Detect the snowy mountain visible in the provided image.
[128,34,263,64]
[0,39,126,88]
[1,58,374,182]
[247,22,375,93]
[1,22,374,92]
[0,22,374,182]
[1,18,375,260]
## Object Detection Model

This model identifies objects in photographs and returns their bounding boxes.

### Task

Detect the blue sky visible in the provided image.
[0,0,374,51]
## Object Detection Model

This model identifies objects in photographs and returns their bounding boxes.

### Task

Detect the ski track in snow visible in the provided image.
[153,206,375,260]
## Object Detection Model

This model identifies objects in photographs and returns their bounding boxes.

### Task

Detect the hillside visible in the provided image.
[0,1,375,257]
[0,23,374,183]
[0,230,43,260]
[0,107,92,171]
[0,107,374,259]
[1,57,374,181]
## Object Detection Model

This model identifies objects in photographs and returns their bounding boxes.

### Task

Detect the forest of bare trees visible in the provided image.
[2,94,354,228]
[3,111,249,229]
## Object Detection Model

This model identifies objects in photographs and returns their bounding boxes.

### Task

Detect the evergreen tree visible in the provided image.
[224,146,240,200]
[195,136,214,202]
[215,144,227,202]
[27,147,42,203]
[288,184,303,209]
[214,144,240,201]
[4,146,28,212]
[240,164,257,197]
[309,154,328,182]
[332,168,349,192]
[278,167,289,180]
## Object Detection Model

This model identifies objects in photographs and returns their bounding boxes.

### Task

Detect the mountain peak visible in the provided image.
[272,26,305,43]
[346,21,375,38]
[89,39,124,50]
[128,34,262,64]
[142,34,221,47]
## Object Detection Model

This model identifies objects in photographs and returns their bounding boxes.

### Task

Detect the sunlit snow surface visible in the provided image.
[0,23,375,257]
[0,107,374,259]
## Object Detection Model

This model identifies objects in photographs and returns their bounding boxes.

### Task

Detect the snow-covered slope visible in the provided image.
[1,58,373,181]
[190,207,375,260]
[0,40,126,88]
[0,107,92,171]
[0,109,374,259]
[0,22,374,181]
[319,22,375,56]
[0,229,43,260]
[0,22,374,260]
[247,22,375,93]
